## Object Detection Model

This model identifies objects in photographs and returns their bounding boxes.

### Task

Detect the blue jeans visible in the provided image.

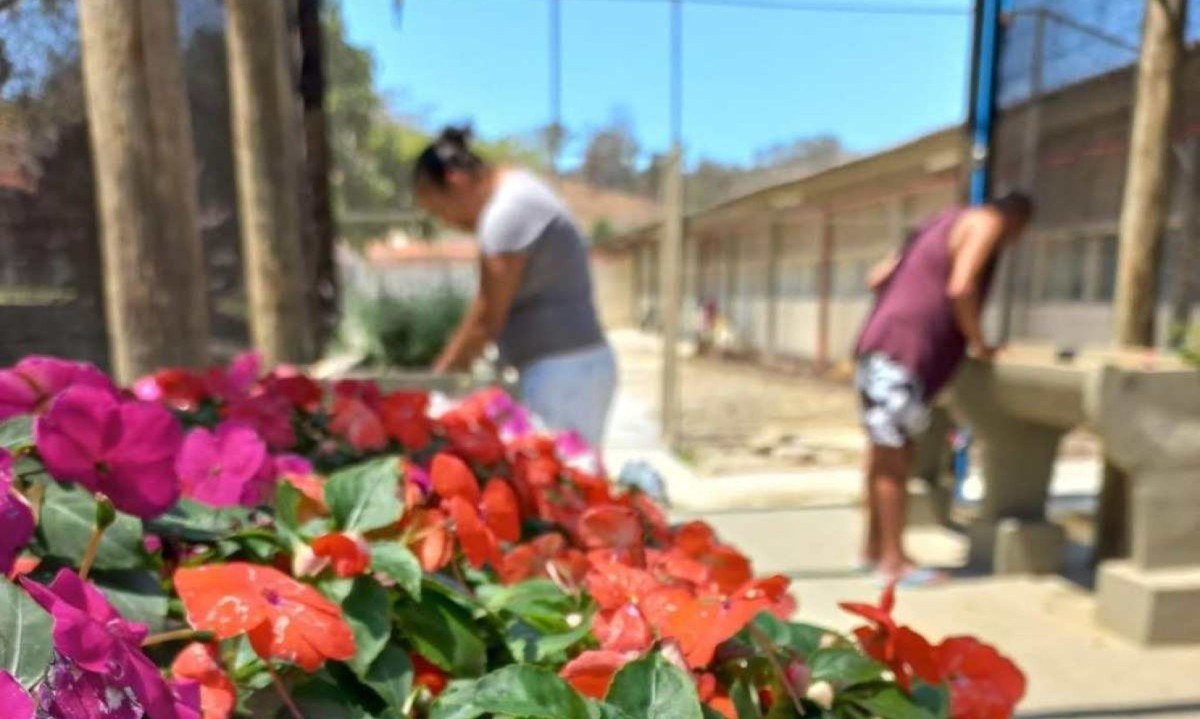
[519,343,617,449]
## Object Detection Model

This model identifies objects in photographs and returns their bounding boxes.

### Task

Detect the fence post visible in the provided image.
[226,0,315,366]
[77,0,210,383]
[1099,0,1188,564]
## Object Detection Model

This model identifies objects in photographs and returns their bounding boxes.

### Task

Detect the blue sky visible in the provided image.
[341,0,974,167]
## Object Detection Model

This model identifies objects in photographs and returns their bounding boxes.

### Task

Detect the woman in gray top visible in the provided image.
[414,127,616,448]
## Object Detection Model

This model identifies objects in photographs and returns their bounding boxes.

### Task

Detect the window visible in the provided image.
[1043,237,1087,301]
[1094,234,1118,302]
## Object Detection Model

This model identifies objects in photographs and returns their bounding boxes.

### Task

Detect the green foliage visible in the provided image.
[326,455,404,533]
[605,654,705,719]
[336,287,468,369]
[431,665,592,719]
[38,483,144,571]
[0,578,53,689]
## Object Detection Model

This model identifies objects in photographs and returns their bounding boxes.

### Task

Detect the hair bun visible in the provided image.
[438,125,473,148]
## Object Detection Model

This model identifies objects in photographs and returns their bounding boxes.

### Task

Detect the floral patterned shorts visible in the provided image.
[855,353,931,449]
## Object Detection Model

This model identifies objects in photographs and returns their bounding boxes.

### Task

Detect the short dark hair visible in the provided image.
[992,191,1035,221]
[414,125,486,189]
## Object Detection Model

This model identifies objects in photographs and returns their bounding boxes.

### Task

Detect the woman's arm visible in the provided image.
[432,252,529,373]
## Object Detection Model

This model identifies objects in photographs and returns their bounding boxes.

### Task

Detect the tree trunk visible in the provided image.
[1113,0,1187,346]
[1099,0,1188,565]
[76,0,210,384]
[298,0,340,353]
[226,0,314,366]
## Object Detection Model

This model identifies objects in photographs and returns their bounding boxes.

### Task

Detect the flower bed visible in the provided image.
[0,354,1025,719]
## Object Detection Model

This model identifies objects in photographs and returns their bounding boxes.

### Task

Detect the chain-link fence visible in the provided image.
[991,0,1200,347]
[0,0,263,369]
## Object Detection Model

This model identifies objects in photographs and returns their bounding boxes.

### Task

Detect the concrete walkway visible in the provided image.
[602,340,1200,718]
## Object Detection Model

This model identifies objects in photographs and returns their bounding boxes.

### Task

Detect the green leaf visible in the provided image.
[395,589,487,678]
[731,679,763,719]
[810,648,886,687]
[0,416,33,452]
[343,577,392,674]
[89,569,170,633]
[469,665,591,719]
[371,541,422,598]
[282,677,374,719]
[146,500,252,543]
[850,687,939,719]
[588,701,635,719]
[40,483,144,570]
[429,681,486,719]
[482,578,575,626]
[746,612,832,658]
[910,680,951,718]
[505,614,594,664]
[605,653,704,719]
[363,642,414,714]
[0,577,53,688]
[326,456,403,533]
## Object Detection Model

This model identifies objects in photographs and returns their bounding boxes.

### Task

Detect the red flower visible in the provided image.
[576,505,645,565]
[560,650,636,699]
[175,563,355,672]
[431,453,520,569]
[662,575,792,669]
[223,394,295,450]
[441,412,506,466]
[412,653,449,697]
[264,372,323,412]
[380,391,433,450]
[840,584,941,691]
[936,637,1026,719]
[170,643,235,719]
[310,532,371,577]
[141,368,210,411]
[329,393,387,452]
[584,554,693,653]
[499,533,588,586]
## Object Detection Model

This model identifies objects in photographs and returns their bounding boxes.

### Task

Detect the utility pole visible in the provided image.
[660,0,684,443]
[549,0,564,177]
[226,0,315,366]
[1098,0,1188,564]
[76,0,210,383]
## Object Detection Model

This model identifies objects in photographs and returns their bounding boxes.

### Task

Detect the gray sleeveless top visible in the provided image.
[477,170,606,369]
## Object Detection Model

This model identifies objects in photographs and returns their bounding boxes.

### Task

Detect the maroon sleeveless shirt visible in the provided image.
[855,208,996,397]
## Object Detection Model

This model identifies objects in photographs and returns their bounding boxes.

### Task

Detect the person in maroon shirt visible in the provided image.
[856,192,1034,585]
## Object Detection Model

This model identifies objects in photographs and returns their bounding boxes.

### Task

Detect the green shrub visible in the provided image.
[337,287,468,369]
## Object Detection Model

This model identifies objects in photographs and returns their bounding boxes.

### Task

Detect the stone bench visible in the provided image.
[917,345,1200,644]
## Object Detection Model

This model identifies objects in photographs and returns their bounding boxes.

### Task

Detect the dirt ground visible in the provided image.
[612,330,864,476]
[611,329,1100,478]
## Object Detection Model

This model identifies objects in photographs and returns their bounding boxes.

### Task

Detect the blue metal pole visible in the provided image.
[968,0,1005,204]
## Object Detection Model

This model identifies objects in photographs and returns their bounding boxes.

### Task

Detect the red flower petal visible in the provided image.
[431,453,480,503]
[481,478,521,544]
[560,650,634,700]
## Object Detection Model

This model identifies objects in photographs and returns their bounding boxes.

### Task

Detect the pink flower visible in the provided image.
[35,385,183,519]
[223,394,295,451]
[274,454,313,477]
[0,449,34,574]
[0,671,32,719]
[22,569,187,719]
[176,423,268,508]
[205,352,261,403]
[0,356,115,420]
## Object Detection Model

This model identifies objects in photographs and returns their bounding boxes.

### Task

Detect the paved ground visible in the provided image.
[603,329,1200,718]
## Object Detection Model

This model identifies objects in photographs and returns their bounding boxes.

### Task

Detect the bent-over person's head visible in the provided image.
[413,126,492,231]
[991,191,1035,242]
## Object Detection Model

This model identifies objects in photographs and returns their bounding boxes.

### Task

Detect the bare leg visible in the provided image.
[869,442,916,577]
[862,449,881,566]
